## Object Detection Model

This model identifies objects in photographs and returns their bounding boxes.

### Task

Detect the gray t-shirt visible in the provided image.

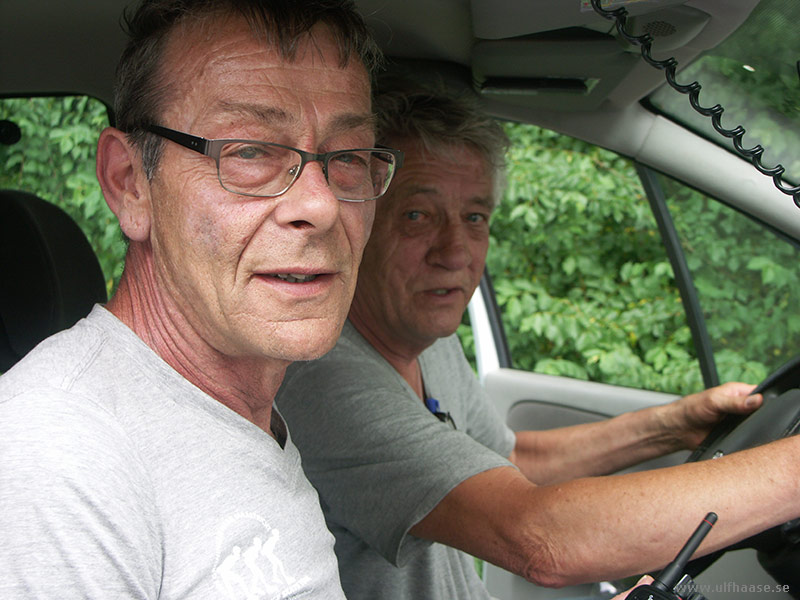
[277,320,516,600]
[0,306,345,600]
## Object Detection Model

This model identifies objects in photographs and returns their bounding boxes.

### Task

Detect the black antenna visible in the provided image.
[653,512,717,592]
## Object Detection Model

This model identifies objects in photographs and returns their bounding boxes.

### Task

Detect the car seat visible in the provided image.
[0,189,108,372]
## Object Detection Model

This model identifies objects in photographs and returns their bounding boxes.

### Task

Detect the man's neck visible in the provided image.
[107,252,287,436]
[348,310,430,400]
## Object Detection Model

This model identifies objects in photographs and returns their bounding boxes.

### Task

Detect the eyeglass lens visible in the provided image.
[218,142,396,201]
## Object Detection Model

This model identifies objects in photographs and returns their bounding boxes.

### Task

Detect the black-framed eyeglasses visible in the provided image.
[145,125,403,203]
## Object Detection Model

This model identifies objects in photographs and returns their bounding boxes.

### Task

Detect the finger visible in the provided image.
[711,383,762,414]
[723,392,763,414]
[612,575,654,600]
[743,393,763,411]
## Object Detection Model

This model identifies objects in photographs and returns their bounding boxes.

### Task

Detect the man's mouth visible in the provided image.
[429,288,463,296]
[271,273,319,283]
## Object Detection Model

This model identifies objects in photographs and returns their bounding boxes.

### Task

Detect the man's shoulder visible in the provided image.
[0,309,138,455]
[0,307,108,396]
[0,305,167,431]
[0,382,149,510]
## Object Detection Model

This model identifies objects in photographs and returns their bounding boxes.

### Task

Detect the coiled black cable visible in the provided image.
[590,0,800,208]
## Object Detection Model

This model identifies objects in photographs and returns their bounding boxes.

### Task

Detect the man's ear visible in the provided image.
[96,127,152,242]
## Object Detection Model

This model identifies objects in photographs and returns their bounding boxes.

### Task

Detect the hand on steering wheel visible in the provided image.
[684,355,800,592]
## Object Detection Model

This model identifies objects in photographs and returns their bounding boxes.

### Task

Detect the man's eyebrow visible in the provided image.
[404,185,495,209]
[472,196,494,210]
[328,112,377,137]
[404,184,438,196]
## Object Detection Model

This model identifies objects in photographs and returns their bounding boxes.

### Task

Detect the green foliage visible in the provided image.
[482,121,800,395]
[661,176,800,383]
[0,97,126,295]
[485,124,707,394]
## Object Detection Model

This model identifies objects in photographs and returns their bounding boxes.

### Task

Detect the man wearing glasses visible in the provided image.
[0,1,399,598]
[276,79,800,599]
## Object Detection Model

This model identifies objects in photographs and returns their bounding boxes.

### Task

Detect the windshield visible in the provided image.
[648,0,800,184]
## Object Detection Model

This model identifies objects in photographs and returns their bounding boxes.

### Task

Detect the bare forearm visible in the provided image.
[511,404,680,484]
[511,382,761,485]
[415,435,800,588]
[523,438,800,585]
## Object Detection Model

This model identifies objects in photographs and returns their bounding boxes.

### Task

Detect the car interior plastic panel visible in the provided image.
[0,189,108,372]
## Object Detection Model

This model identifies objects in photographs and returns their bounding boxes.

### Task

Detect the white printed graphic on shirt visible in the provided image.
[213,513,310,600]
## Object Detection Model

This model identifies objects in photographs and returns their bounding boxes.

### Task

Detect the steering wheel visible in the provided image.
[684,355,800,592]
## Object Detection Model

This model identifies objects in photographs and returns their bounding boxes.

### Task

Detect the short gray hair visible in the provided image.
[374,76,509,205]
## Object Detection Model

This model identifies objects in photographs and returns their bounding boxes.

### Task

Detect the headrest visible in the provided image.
[0,189,108,371]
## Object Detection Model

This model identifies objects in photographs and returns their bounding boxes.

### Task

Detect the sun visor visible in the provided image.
[472,34,640,111]
[471,2,712,112]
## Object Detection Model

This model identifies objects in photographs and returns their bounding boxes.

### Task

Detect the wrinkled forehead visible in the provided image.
[163,9,359,68]
[158,16,372,131]
[384,136,498,202]
[390,134,495,175]
[162,14,356,83]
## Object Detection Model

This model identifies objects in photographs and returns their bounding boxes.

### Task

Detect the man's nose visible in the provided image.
[272,161,340,231]
[428,222,471,270]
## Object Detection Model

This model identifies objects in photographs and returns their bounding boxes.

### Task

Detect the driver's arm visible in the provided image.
[410,433,800,587]
[509,381,761,485]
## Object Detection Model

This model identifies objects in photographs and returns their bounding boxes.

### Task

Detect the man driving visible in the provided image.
[276,79,800,599]
[0,1,400,598]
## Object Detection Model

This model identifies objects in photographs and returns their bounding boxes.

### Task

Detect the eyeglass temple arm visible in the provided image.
[147,125,210,155]
[375,146,404,168]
